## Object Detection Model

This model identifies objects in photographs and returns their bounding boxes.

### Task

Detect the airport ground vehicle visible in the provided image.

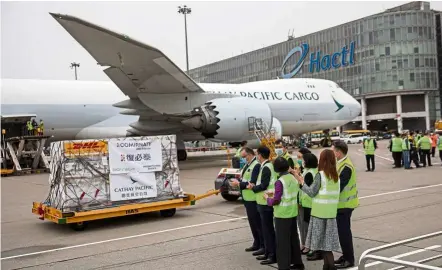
[435,120,442,134]
[343,133,367,144]
[306,129,340,148]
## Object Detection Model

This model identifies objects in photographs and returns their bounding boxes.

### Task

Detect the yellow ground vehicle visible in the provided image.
[435,120,442,134]
[308,130,340,147]
[341,129,371,136]
[32,190,220,230]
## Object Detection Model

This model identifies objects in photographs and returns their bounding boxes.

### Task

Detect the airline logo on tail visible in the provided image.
[331,94,344,112]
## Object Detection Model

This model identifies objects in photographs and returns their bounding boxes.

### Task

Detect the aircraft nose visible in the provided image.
[350,99,362,117]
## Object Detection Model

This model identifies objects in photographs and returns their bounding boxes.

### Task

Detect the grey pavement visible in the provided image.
[2,141,442,269]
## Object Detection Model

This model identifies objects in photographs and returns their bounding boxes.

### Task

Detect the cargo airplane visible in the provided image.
[0,13,361,161]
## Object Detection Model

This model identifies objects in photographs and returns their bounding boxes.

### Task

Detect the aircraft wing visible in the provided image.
[49,13,204,98]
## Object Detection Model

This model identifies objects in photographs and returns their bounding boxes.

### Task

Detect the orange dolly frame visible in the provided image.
[32,190,220,231]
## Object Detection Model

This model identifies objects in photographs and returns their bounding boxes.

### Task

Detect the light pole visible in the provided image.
[178,5,191,72]
[70,62,80,80]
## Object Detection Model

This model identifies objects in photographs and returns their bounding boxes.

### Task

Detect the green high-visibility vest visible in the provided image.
[282,152,294,166]
[241,159,259,201]
[402,138,410,150]
[311,171,340,219]
[256,161,276,206]
[300,168,318,208]
[27,121,33,130]
[364,139,375,155]
[39,121,44,130]
[273,174,299,218]
[392,138,402,152]
[235,147,242,157]
[415,135,421,146]
[419,136,431,150]
[438,139,442,150]
[337,157,359,209]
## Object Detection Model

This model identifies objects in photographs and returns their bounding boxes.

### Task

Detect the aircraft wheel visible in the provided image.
[177,150,187,161]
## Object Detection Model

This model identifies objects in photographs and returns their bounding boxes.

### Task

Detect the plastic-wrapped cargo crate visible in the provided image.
[45,135,184,212]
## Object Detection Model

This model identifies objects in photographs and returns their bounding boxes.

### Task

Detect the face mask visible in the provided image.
[275,148,283,156]
[297,159,303,166]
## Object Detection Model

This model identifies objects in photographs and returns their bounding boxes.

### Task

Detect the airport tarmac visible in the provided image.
[2,141,442,270]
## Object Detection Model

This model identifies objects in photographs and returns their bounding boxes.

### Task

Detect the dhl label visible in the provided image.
[64,141,108,156]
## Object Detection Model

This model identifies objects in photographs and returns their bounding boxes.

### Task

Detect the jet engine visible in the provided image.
[181,97,273,142]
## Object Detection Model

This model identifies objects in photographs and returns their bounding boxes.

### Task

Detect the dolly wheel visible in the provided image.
[70,221,87,231]
[160,208,176,217]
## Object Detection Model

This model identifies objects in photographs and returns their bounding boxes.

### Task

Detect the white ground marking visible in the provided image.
[357,149,441,165]
[3,183,442,261]
[347,245,441,269]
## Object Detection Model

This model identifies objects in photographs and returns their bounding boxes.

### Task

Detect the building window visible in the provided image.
[415,58,419,67]
[375,63,380,71]
[410,72,415,82]
[408,27,412,33]
[414,47,419,53]
[385,46,390,56]
[399,80,404,86]
[390,28,395,40]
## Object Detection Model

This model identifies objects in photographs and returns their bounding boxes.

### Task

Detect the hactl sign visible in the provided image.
[281,41,356,78]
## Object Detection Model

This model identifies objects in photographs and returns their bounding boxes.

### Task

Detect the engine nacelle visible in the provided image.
[181,97,273,142]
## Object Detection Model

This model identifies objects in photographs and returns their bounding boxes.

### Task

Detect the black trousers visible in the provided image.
[392,152,402,168]
[336,208,355,264]
[365,155,375,171]
[411,149,420,168]
[257,204,276,258]
[440,150,442,162]
[275,217,303,270]
[421,149,432,166]
[431,147,436,157]
[244,201,263,249]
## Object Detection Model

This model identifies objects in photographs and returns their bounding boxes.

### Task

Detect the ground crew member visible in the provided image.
[389,132,403,168]
[230,147,263,254]
[363,134,377,172]
[266,157,304,270]
[31,119,38,135]
[409,132,421,168]
[38,119,44,135]
[430,133,437,157]
[252,146,277,265]
[275,139,294,169]
[296,148,311,173]
[332,141,358,269]
[418,132,432,167]
[26,120,33,136]
[232,141,247,169]
[415,130,423,163]
[293,149,341,270]
[437,134,442,165]
[402,133,412,170]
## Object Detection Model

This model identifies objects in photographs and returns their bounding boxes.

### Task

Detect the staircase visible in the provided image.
[248,117,278,160]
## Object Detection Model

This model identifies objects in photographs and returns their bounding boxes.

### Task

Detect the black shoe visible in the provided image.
[334,256,345,265]
[365,169,370,172]
[252,249,265,256]
[301,248,310,255]
[307,251,323,261]
[256,255,268,260]
[245,246,259,252]
[290,264,305,270]
[335,260,355,269]
[260,257,277,265]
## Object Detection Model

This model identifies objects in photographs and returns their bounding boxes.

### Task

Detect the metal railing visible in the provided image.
[358,231,442,270]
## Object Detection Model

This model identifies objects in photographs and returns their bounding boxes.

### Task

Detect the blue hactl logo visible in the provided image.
[281,44,309,79]
[281,41,355,79]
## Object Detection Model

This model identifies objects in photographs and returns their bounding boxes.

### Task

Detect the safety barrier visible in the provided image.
[358,231,442,270]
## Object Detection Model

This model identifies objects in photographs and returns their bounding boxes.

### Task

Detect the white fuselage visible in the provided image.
[1,78,361,142]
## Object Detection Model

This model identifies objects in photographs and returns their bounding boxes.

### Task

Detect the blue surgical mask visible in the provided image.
[297,159,303,166]
[275,148,283,156]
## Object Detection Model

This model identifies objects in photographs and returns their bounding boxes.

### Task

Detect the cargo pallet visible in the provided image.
[32,189,220,231]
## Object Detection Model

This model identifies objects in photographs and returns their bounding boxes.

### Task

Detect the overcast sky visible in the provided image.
[2,1,442,81]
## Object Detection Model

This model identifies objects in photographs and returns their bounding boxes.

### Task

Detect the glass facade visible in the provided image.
[188,2,441,122]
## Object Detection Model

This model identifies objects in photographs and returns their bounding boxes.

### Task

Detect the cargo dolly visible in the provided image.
[32,189,220,231]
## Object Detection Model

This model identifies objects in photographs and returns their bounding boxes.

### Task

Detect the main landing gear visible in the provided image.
[177,149,187,161]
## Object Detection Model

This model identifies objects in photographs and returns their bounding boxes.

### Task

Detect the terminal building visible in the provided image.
[188,1,442,133]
